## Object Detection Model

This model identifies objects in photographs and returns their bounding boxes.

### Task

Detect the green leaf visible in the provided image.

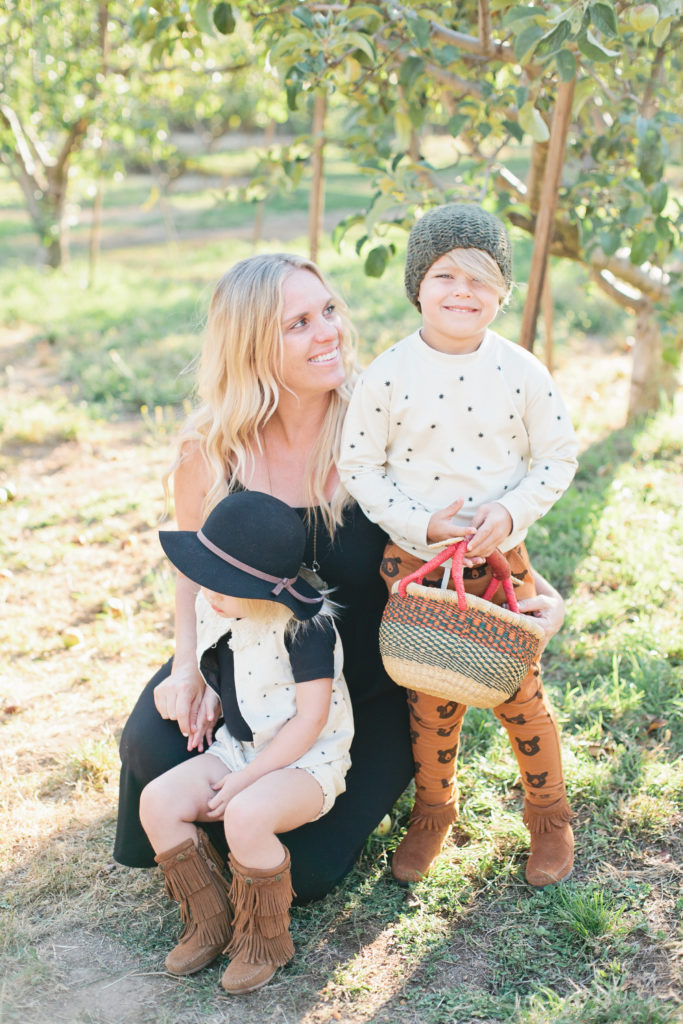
[650,182,668,214]
[502,7,547,26]
[555,48,577,82]
[213,2,235,34]
[638,133,665,186]
[292,7,314,28]
[365,245,390,278]
[448,114,469,138]
[399,56,424,90]
[535,21,571,57]
[652,18,672,45]
[503,118,525,143]
[577,28,619,60]
[624,205,647,227]
[286,82,299,112]
[193,0,215,36]
[518,102,550,142]
[513,23,545,61]
[598,229,621,256]
[344,32,377,64]
[655,216,673,244]
[355,234,368,257]
[404,13,431,49]
[572,77,595,116]
[629,232,656,266]
[590,2,618,37]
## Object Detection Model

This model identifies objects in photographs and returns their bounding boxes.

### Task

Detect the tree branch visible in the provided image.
[478,0,492,55]
[591,269,644,312]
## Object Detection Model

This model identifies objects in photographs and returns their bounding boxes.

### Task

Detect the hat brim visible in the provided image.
[159,530,323,621]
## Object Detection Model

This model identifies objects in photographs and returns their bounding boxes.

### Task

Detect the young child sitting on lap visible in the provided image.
[339,203,578,888]
[139,491,353,994]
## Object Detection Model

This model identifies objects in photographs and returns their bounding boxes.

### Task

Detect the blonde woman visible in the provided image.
[115,251,565,903]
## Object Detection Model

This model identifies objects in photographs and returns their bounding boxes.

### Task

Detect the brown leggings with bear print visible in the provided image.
[380,541,572,835]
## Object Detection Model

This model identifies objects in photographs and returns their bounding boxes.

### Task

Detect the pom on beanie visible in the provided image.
[404,203,512,307]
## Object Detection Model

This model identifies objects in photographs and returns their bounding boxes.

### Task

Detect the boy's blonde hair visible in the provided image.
[445,248,511,306]
[166,253,359,533]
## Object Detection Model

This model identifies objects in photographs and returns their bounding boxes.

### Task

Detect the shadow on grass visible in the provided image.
[2,802,680,1024]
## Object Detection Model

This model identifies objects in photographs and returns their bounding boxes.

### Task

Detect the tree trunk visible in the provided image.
[308,92,326,264]
[627,299,678,421]
[519,79,575,352]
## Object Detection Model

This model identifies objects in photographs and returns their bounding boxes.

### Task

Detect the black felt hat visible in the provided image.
[159,491,323,620]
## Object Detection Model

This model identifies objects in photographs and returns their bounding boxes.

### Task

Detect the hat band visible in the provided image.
[197,529,321,605]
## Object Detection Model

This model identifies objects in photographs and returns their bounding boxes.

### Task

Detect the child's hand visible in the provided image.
[206,771,245,819]
[188,687,220,753]
[427,498,471,544]
[465,502,513,559]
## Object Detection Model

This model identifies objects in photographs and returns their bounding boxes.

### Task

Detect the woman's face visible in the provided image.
[279,269,345,398]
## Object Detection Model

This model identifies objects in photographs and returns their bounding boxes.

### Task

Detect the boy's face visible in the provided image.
[202,588,245,618]
[417,253,500,354]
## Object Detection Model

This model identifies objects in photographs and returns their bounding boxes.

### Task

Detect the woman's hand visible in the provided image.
[517,589,565,653]
[153,661,205,743]
[188,686,220,753]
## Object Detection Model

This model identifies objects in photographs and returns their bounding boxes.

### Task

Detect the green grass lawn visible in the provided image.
[0,159,680,1024]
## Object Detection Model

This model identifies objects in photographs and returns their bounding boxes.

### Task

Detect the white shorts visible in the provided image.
[207,724,348,819]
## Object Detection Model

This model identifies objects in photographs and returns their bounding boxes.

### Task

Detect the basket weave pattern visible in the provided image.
[379,543,545,708]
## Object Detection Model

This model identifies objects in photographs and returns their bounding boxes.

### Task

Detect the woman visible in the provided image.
[115,253,564,902]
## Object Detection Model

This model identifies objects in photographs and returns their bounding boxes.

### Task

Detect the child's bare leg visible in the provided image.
[224,767,324,868]
[220,767,322,995]
[140,753,234,977]
[139,752,228,853]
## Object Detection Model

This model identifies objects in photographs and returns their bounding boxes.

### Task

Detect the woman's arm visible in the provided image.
[517,568,566,652]
[206,677,333,817]
[153,442,215,741]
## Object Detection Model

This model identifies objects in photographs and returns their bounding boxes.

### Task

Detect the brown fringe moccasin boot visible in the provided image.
[155,829,233,976]
[524,796,574,887]
[220,846,295,995]
[391,796,459,885]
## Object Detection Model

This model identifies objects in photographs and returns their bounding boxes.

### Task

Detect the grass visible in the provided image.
[0,158,681,1024]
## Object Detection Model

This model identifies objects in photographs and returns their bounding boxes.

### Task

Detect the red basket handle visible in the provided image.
[397,540,520,613]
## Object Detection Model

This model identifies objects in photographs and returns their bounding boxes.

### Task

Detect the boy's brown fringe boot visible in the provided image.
[524,796,574,887]
[155,829,233,976]
[220,846,295,995]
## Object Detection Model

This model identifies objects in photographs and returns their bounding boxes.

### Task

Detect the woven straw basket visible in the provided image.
[379,540,545,708]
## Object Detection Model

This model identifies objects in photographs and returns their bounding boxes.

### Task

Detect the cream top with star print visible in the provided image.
[338,329,578,560]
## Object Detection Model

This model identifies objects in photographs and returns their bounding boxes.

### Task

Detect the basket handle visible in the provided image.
[397,540,520,613]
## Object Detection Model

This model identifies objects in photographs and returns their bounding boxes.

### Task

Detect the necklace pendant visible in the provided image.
[299,563,328,593]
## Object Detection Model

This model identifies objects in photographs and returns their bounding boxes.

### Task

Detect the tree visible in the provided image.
[196,0,682,419]
[0,0,254,268]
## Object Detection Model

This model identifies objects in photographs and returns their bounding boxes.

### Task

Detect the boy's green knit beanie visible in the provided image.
[404,203,512,306]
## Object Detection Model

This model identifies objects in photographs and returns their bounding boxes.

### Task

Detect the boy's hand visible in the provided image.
[427,498,470,544]
[465,502,513,559]
[188,687,220,753]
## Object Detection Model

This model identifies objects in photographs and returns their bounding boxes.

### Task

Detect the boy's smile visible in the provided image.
[417,253,500,354]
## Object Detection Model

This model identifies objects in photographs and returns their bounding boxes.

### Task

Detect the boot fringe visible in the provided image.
[524,796,573,834]
[226,929,294,967]
[410,798,458,831]
[155,834,232,947]
[225,850,295,967]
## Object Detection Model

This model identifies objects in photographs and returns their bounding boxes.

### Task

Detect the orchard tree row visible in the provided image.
[0,0,681,417]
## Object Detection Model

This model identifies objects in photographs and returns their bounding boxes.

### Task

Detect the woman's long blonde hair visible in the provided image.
[165,253,359,532]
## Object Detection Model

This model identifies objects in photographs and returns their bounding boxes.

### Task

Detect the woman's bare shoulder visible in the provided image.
[173,440,213,528]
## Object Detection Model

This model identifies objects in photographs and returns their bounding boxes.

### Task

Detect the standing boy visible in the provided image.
[338,203,578,886]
